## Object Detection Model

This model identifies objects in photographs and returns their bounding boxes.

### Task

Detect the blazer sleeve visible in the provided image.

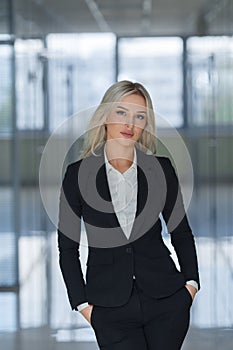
[161,157,200,290]
[57,163,88,310]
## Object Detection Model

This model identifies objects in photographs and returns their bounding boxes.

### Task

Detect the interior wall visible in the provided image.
[0,133,233,184]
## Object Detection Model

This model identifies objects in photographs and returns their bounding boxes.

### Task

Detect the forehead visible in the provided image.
[118,93,147,109]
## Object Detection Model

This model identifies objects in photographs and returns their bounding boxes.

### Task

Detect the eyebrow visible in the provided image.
[116,105,147,113]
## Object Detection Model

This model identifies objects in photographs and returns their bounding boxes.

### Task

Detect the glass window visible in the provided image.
[0,293,17,331]
[118,37,183,127]
[0,1,10,34]
[187,36,233,126]
[0,232,17,285]
[19,235,47,328]
[15,39,44,130]
[47,33,116,131]
[0,45,13,134]
[0,43,17,332]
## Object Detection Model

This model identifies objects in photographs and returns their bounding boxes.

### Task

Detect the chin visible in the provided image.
[117,137,136,147]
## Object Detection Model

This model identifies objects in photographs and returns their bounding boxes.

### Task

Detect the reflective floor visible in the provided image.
[0,327,233,350]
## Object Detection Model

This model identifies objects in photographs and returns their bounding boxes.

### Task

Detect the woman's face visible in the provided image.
[105,93,147,146]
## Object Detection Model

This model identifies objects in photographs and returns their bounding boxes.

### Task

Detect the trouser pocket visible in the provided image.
[183,286,193,306]
[90,305,97,326]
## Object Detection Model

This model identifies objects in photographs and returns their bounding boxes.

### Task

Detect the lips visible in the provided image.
[120,132,134,138]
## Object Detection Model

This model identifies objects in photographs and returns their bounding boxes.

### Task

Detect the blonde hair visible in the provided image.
[79,80,156,159]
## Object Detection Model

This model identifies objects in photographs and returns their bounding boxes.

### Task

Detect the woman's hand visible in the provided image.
[185,284,197,301]
[80,304,94,325]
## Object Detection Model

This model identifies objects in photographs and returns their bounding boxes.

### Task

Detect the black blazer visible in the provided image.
[57,143,200,310]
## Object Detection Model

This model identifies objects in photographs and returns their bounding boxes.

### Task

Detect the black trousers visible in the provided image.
[90,280,193,350]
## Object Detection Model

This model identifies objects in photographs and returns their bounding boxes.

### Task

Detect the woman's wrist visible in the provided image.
[80,304,93,324]
[185,283,197,300]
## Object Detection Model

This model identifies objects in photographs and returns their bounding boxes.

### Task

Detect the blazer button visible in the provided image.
[126,247,132,253]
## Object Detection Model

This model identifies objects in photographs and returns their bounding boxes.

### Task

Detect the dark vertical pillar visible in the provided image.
[9,0,21,330]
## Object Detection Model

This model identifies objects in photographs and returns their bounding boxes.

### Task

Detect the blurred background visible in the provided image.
[0,0,232,349]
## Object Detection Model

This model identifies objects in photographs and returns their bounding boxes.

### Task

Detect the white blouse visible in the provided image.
[104,145,137,240]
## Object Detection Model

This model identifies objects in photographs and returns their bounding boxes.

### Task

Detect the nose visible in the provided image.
[125,113,134,127]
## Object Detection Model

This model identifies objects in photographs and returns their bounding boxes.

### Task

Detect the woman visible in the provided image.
[58,80,200,350]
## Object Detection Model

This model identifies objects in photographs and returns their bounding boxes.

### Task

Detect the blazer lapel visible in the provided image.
[135,164,148,219]
[94,144,128,240]
[128,147,150,241]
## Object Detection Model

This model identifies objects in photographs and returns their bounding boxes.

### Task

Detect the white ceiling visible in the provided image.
[14,0,233,37]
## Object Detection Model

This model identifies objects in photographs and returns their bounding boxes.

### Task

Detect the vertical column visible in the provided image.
[9,0,20,330]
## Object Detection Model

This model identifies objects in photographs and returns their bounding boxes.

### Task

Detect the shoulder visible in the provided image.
[66,151,102,174]
[62,159,83,185]
[152,155,178,181]
[137,149,175,175]
[154,155,171,166]
[151,155,174,171]
[63,152,101,181]
[66,159,83,172]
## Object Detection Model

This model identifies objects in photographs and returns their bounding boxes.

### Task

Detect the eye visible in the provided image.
[136,114,145,120]
[116,110,126,116]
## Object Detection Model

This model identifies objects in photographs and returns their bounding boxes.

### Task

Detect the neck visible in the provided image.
[105,140,135,166]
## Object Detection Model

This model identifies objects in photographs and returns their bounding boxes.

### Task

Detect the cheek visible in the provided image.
[134,126,144,138]
[106,123,120,137]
